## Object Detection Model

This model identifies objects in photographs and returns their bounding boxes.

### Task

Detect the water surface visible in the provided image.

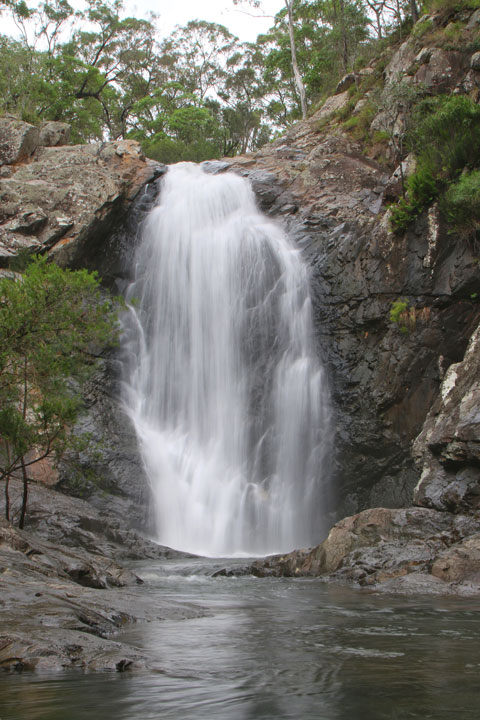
[2,558,479,719]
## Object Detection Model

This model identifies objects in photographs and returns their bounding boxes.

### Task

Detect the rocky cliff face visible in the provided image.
[221,5,480,518]
[1,6,480,604]
[225,138,479,517]
[0,118,161,279]
[413,322,480,513]
[213,7,480,593]
[0,118,167,537]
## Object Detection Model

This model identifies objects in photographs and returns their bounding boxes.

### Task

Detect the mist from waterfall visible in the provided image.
[122,163,331,557]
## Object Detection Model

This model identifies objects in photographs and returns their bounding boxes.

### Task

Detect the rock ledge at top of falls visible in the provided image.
[0,117,164,271]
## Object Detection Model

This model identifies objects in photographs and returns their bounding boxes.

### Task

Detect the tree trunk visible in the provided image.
[285,0,307,120]
[5,476,10,521]
[410,0,419,23]
[339,0,349,73]
[19,357,28,529]
[5,442,11,521]
[396,0,403,38]
[19,457,28,530]
[376,9,382,40]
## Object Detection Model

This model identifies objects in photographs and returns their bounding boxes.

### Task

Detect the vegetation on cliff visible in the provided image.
[0,0,426,161]
[390,94,480,233]
[0,256,119,528]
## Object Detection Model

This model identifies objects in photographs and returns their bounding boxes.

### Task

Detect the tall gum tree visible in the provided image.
[234,0,307,119]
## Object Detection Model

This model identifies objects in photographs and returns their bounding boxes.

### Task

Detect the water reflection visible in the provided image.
[1,559,480,720]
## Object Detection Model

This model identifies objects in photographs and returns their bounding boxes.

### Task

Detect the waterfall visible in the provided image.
[122,163,331,557]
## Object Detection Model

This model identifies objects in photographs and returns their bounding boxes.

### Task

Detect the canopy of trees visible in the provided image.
[0,0,421,161]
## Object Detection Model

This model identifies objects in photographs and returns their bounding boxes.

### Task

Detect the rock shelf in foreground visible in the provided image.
[0,482,203,673]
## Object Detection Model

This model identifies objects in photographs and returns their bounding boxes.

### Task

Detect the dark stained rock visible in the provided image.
[413,49,468,93]
[1,478,192,562]
[53,174,165,524]
[224,106,480,517]
[0,516,141,590]
[335,72,356,94]
[56,356,155,534]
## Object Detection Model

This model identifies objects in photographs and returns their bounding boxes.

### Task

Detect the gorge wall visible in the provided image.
[3,8,480,675]
[223,130,479,520]
[222,5,480,520]
[1,5,479,574]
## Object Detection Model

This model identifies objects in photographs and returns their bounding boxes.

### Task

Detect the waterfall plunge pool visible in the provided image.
[1,556,479,720]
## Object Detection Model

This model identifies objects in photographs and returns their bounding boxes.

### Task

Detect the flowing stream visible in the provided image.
[2,559,480,720]
[122,163,331,557]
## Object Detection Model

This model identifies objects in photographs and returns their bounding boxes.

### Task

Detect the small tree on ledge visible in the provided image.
[0,256,119,528]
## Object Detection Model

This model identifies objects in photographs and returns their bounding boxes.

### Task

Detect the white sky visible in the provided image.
[2,0,285,43]
[125,0,285,41]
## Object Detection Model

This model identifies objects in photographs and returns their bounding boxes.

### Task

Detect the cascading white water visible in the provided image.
[122,163,331,557]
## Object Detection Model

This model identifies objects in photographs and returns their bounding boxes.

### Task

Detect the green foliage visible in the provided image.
[390,166,438,231]
[412,95,480,182]
[391,95,480,233]
[443,20,465,41]
[2,0,474,163]
[0,256,119,525]
[423,0,480,13]
[443,170,480,236]
[249,0,372,123]
[390,198,416,232]
[141,134,222,165]
[390,299,409,324]
[0,0,432,156]
[371,130,390,144]
[411,17,433,38]
[389,299,411,334]
[343,101,376,142]
[7,248,36,272]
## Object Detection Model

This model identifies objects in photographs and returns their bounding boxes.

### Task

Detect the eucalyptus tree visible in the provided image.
[284,0,307,118]
[234,0,308,118]
[158,20,238,102]
[0,0,159,140]
[64,0,158,139]
[221,42,271,153]
[255,0,368,122]
[132,20,273,161]
[236,0,370,120]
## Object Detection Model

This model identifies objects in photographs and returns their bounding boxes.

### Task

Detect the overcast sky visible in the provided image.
[123,0,284,41]
[3,0,285,44]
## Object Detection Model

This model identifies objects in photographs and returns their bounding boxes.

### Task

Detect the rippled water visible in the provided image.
[2,558,480,720]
